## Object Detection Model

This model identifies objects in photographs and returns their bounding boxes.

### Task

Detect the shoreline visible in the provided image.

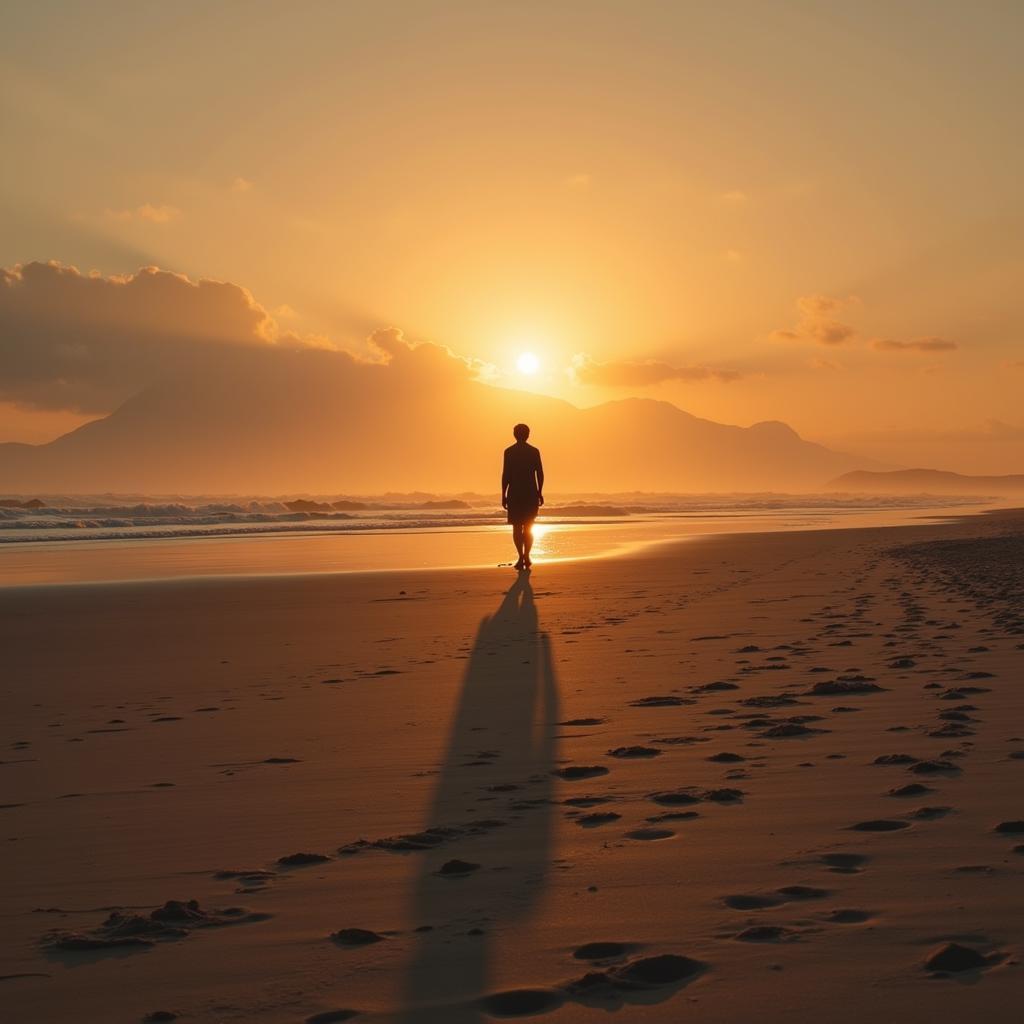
[0,501,1003,589]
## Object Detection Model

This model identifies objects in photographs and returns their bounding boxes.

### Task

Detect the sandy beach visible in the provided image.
[3,511,1023,1022]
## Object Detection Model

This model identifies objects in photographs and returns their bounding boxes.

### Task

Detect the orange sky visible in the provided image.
[1,2,1022,473]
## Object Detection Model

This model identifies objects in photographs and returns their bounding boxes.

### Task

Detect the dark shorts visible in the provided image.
[506,496,539,525]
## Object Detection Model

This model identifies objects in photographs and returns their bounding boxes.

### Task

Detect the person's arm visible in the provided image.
[501,449,510,509]
[535,451,545,506]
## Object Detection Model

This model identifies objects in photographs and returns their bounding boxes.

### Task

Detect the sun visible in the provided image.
[516,351,540,375]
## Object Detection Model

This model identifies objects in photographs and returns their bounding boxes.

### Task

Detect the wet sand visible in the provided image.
[2,511,1023,1022]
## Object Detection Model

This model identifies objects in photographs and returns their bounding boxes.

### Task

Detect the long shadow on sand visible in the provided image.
[399,573,559,1022]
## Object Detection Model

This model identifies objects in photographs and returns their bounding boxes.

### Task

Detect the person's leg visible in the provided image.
[523,522,534,566]
[512,523,525,566]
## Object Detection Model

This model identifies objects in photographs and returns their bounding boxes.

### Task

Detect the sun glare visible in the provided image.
[516,351,540,375]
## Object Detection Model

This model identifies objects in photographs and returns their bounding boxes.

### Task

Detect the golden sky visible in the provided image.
[1,2,1022,471]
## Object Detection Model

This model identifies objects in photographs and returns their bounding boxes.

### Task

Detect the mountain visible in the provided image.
[0,346,881,493]
[828,468,1024,495]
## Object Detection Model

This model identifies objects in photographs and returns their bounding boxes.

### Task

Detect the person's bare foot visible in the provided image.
[514,557,525,571]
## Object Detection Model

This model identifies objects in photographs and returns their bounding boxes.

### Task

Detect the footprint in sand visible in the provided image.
[807,679,884,695]
[723,893,784,910]
[562,953,706,1000]
[888,783,932,797]
[734,925,798,943]
[213,868,277,893]
[606,746,661,759]
[723,886,827,911]
[45,900,268,953]
[330,928,385,947]
[277,852,331,867]
[480,953,706,1015]
[777,885,829,900]
[478,989,564,1016]
[572,941,631,961]
[437,859,480,876]
[874,753,919,766]
[763,723,826,738]
[819,852,869,873]
[909,806,952,820]
[563,795,614,807]
[629,696,693,708]
[624,827,675,841]
[924,942,1003,975]
[849,819,911,832]
[993,820,1024,835]
[909,759,961,775]
[647,790,701,807]
[554,765,609,780]
[823,908,873,924]
[575,812,622,828]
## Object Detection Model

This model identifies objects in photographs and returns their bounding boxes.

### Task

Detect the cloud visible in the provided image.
[570,353,741,388]
[0,262,501,419]
[796,295,841,317]
[870,336,958,353]
[772,296,956,355]
[771,294,856,346]
[104,203,181,224]
[0,261,299,413]
[810,320,855,345]
[810,356,844,371]
[368,326,492,383]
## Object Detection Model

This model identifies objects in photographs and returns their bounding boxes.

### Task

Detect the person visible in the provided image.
[501,423,544,571]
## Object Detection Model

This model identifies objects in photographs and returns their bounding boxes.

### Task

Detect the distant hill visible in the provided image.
[0,347,883,493]
[829,468,1024,495]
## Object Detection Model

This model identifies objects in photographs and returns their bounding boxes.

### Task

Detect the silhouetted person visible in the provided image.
[501,423,544,571]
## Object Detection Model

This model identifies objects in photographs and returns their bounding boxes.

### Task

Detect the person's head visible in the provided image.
[513,423,530,442]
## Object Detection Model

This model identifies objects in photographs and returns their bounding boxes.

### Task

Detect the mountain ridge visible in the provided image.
[829,468,1024,495]
[0,348,884,493]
